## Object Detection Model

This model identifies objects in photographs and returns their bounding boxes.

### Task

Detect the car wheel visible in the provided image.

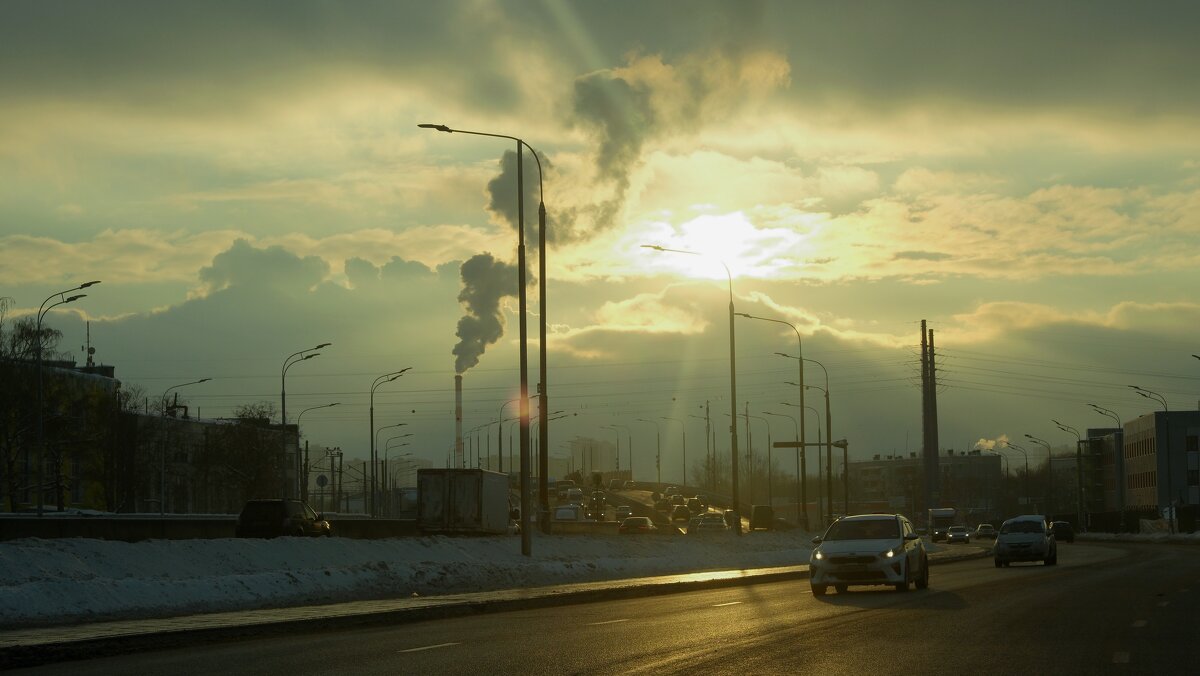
[1046,552,1057,566]
[994,558,1002,568]
[894,563,910,592]
[835,584,848,594]
[916,556,930,589]
[811,584,827,597]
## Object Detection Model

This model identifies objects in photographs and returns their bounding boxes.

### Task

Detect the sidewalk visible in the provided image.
[0,546,990,669]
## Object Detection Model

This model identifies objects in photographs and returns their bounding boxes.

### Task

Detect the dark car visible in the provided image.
[686,497,704,515]
[236,499,331,538]
[1049,520,1075,543]
[670,505,692,523]
[619,516,657,534]
[749,505,775,531]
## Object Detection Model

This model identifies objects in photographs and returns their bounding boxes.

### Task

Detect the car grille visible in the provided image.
[831,570,887,581]
[829,555,876,565]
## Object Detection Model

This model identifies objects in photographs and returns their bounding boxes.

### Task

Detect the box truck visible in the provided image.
[418,468,510,534]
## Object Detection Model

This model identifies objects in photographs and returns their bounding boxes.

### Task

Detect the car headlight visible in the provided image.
[884,548,896,558]
[813,550,824,560]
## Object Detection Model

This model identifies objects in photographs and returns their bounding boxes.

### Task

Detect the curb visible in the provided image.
[0,546,991,670]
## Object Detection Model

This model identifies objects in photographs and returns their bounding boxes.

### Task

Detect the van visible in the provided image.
[750,505,775,531]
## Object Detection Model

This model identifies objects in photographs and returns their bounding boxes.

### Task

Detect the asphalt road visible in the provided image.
[17,541,1200,675]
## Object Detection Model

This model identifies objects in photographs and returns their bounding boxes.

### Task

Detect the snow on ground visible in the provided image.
[0,531,816,629]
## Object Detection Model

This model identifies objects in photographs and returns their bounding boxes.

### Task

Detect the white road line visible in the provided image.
[1112,652,1130,664]
[399,642,461,653]
[1157,601,1170,607]
[712,601,743,607]
[587,619,630,626]
[1132,620,1147,628]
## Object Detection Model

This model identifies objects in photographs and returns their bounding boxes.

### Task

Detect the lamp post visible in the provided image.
[764,410,800,525]
[643,244,740,534]
[1130,385,1174,533]
[383,435,412,516]
[1024,434,1054,517]
[1001,441,1031,511]
[161,378,211,417]
[296,402,340,504]
[35,282,99,516]
[369,368,410,516]
[601,425,622,475]
[635,418,662,485]
[784,402,822,526]
[612,423,633,480]
[746,413,773,506]
[735,314,806,498]
[688,414,711,491]
[660,416,686,487]
[282,343,330,499]
[791,373,832,524]
[497,396,523,475]
[1089,403,1125,519]
[1052,419,1085,528]
[155,378,212,515]
[421,123,547,556]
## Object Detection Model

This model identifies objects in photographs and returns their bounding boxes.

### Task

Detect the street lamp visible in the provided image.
[282,343,330,498]
[421,122,548,556]
[161,378,211,416]
[611,423,633,480]
[600,425,622,474]
[660,416,686,487]
[643,244,741,534]
[784,402,822,526]
[747,413,773,506]
[635,418,662,484]
[1089,403,1125,518]
[369,368,410,516]
[1024,434,1053,516]
[764,410,801,527]
[1001,441,1031,510]
[688,414,712,491]
[789,369,832,523]
[735,313,806,495]
[35,281,99,516]
[296,402,340,504]
[1051,419,1085,528]
[1129,385,1174,533]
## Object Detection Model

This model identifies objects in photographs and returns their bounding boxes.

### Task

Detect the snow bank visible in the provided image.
[0,531,814,628]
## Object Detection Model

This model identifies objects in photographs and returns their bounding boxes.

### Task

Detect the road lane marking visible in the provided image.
[1112,652,1130,664]
[587,619,629,626]
[712,601,743,607]
[399,642,461,653]
[1132,620,1147,628]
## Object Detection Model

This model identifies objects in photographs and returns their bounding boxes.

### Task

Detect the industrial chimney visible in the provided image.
[455,375,464,468]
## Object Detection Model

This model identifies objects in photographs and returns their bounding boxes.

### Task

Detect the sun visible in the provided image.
[640,212,809,281]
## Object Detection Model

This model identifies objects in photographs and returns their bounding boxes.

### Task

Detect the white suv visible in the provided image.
[993,515,1057,567]
[809,514,929,596]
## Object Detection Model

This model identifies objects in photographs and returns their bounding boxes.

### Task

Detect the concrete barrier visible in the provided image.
[0,516,419,541]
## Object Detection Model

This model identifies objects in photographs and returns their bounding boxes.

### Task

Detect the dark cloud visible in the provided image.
[453,253,519,374]
[199,239,328,293]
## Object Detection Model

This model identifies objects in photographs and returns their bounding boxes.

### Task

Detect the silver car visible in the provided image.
[994,515,1057,567]
[809,514,929,596]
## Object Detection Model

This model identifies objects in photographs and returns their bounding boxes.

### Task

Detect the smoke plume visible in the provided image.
[453,252,519,374]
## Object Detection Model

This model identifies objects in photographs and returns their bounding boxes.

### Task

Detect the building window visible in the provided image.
[1189,470,1199,487]
[1187,435,1199,453]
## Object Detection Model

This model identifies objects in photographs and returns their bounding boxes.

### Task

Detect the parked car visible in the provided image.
[946,525,971,544]
[994,515,1057,567]
[670,505,692,523]
[619,516,657,534]
[974,523,997,540]
[236,499,331,538]
[1049,520,1075,543]
[809,513,929,596]
[614,505,634,521]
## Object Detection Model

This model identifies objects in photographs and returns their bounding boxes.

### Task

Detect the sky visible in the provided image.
[2,0,1199,484]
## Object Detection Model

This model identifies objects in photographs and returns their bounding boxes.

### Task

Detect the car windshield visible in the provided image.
[1001,520,1045,534]
[824,519,899,540]
[949,526,966,532]
[623,517,650,526]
